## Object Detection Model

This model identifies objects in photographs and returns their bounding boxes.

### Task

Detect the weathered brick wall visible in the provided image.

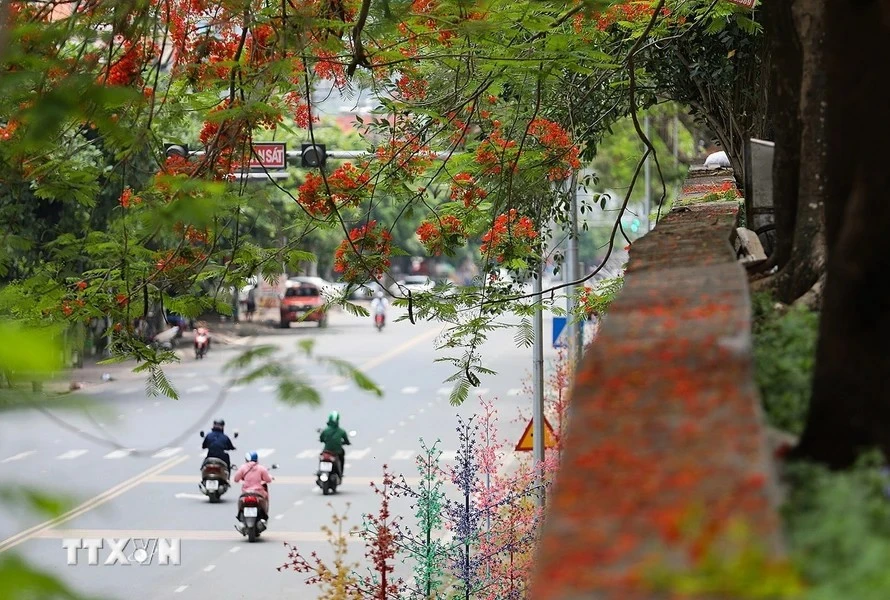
[530,169,785,599]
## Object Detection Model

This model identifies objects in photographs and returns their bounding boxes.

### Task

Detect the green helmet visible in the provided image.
[327,410,340,426]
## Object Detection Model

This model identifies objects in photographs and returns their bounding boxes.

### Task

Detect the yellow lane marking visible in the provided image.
[146,474,426,485]
[31,529,356,543]
[0,455,189,553]
[327,326,442,388]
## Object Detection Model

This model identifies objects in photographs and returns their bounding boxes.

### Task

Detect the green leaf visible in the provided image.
[0,321,64,379]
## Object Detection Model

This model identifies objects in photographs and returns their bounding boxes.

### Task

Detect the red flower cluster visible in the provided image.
[480,209,537,263]
[284,92,317,128]
[297,164,371,217]
[297,173,328,216]
[450,172,488,208]
[118,187,142,208]
[396,74,428,100]
[313,50,347,87]
[375,139,434,178]
[174,223,209,244]
[595,1,672,31]
[416,215,465,256]
[333,220,393,283]
[475,128,518,176]
[0,120,18,140]
[529,118,582,180]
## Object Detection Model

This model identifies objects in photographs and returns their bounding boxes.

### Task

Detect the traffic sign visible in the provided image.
[250,142,287,169]
[515,417,558,452]
[553,316,584,349]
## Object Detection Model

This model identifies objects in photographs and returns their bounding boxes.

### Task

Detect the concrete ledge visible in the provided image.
[530,179,784,599]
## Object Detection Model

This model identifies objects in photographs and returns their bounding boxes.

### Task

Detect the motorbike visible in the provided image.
[374,312,385,331]
[198,430,238,503]
[236,464,278,542]
[315,429,357,495]
[194,327,210,359]
[151,325,179,351]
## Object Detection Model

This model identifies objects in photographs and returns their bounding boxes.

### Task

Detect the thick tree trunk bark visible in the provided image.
[762,0,802,276]
[791,0,890,468]
[775,0,827,304]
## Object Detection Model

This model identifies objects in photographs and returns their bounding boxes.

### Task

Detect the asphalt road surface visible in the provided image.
[0,307,565,599]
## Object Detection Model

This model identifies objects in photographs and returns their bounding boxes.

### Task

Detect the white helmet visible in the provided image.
[375,291,384,299]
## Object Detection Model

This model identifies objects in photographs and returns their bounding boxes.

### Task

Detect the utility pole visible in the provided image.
[644,114,652,232]
[532,258,545,508]
[564,171,583,371]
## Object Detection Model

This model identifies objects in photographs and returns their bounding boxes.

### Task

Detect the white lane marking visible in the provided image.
[261,384,276,392]
[428,402,433,407]
[203,565,215,572]
[419,409,425,414]
[507,388,522,396]
[349,448,370,459]
[256,449,275,458]
[122,386,140,394]
[152,447,182,458]
[230,547,240,553]
[296,450,316,459]
[103,449,134,459]
[174,493,207,500]
[331,384,349,392]
[475,388,489,396]
[229,385,244,393]
[376,438,384,444]
[175,586,188,593]
[2,451,35,463]
[436,387,451,395]
[186,385,209,394]
[248,420,256,426]
[294,500,304,506]
[398,421,406,427]
[388,429,395,435]
[391,450,414,460]
[408,415,416,420]
[401,386,419,394]
[440,451,458,462]
[274,515,283,521]
[57,450,87,460]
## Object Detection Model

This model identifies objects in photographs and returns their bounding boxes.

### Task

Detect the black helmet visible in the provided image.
[212,419,225,429]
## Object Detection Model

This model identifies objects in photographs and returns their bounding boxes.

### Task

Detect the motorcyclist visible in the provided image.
[319,411,350,478]
[370,291,388,324]
[234,451,273,524]
[202,419,235,474]
[194,321,211,351]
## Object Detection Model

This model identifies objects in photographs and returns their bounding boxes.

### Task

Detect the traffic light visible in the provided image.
[301,143,327,168]
[164,143,189,159]
[631,218,640,233]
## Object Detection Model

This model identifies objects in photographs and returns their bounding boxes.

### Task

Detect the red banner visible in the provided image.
[249,143,287,169]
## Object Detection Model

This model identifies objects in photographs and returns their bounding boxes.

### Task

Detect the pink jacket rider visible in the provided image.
[233,461,272,497]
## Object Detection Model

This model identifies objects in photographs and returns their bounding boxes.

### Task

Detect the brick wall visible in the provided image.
[529,169,786,599]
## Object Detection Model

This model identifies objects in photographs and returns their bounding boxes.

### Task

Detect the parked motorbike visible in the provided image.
[194,327,210,359]
[198,430,238,503]
[374,313,385,331]
[236,464,278,542]
[151,326,179,351]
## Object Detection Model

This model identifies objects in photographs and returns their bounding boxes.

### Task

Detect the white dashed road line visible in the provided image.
[401,386,419,394]
[296,450,316,459]
[436,387,451,395]
[230,547,240,553]
[152,447,182,458]
[507,388,522,396]
[349,448,371,459]
[175,585,188,593]
[57,450,88,460]
[391,450,414,460]
[186,385,209,394]
[203,565,216,572]
[440,451,458,462]
[2,451,36,463]
[331,385,349,392]
[260,384,276,392]
[103,449,134,459]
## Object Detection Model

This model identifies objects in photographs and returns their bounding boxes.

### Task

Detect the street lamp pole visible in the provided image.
[644,114,652,232]
[564,171,582,371]
[532,257,545,508]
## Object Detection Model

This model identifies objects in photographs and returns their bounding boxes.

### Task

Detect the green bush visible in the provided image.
[783,453,890,599]
[751,294,819,435]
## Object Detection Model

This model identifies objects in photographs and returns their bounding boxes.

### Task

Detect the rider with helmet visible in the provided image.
[202,419,235,474]
[233,451,273,524]
[319,411,351,478]
[370,291,388,316]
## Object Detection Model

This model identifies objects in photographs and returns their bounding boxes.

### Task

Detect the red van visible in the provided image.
[279,283,327,328]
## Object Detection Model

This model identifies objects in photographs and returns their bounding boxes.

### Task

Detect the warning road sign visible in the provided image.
[515,417,558,452]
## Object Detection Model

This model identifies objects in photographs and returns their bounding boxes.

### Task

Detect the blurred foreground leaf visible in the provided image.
[0,486,73,519]
[0,321,64,381]
[0,553,99,600]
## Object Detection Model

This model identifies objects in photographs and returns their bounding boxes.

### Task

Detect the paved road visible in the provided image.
[0,307,562,599]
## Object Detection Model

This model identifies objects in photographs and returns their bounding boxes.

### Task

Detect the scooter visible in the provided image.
[236,464,278,542]
[374,313,385,331]
[151,326,179,351]
[315,429,356,495]
[194,327,210,359]
[198,430,237,503]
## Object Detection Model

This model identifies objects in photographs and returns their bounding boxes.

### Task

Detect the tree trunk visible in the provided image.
[774,0,827,303]
[762,0,802,275]
[791,0,890,468]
